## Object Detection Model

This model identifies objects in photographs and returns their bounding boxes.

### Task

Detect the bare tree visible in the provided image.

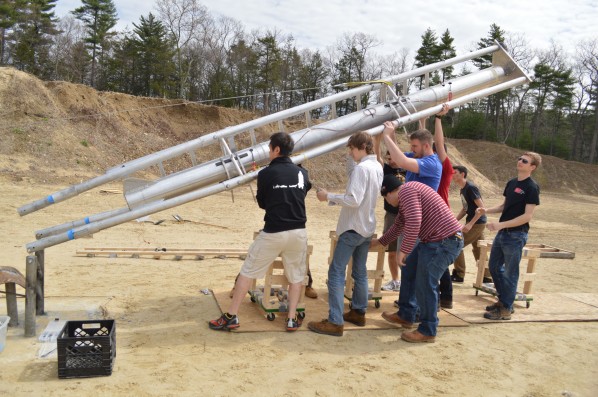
[502,33,533,143]
[49,15,87,82]
[200,15,244,102]
[575,38,598,163]
[155,0,211,98]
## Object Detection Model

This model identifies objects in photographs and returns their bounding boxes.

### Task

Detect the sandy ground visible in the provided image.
[1,179,598,397]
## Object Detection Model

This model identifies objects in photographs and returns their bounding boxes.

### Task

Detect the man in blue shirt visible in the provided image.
[382,121,442,191]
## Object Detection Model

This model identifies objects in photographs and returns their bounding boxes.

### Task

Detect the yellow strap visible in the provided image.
[341,80,393,88]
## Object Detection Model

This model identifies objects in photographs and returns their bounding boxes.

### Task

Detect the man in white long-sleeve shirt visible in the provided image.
[308,131,383,337]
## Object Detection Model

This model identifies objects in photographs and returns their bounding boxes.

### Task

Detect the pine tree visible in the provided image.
[12,0,59,77]
[71,0,117,88]
[254,31,281,114]
[0,0,25,64]
[473,23,506,70]
[473,23,507,139]
[131,13,174,97]
[438,29,456,82]
[414,28,441,88]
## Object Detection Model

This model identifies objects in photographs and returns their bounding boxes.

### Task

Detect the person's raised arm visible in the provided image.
[382,121,419,173]
[433,103,450,162]
[373,133,384,167]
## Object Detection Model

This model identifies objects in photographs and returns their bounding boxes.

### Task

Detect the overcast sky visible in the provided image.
[54,0,597,57]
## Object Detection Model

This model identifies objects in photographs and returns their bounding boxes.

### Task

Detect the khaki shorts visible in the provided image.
[240,229,308,284]
[383,211,398,252]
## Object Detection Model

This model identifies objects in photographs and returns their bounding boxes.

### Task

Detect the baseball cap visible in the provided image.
[380,174,403,196]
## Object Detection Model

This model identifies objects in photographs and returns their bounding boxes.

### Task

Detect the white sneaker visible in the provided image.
[381,280,401,291]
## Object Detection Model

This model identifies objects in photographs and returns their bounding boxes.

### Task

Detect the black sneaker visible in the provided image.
[451,274,464,283]
[208,313,239,331]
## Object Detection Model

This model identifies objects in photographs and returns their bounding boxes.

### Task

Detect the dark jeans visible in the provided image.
[397,235,463,336]
[488,229,528,311]
[438,269,452,302]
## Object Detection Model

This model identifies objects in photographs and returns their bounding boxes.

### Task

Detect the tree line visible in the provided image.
[1,0,597,164]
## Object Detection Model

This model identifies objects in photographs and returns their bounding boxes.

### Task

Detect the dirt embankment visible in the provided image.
[1,66,597,196]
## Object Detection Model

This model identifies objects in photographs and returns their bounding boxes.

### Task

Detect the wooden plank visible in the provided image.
[477,241,575,259]
[81,247,248,253]
[76,250,249,257]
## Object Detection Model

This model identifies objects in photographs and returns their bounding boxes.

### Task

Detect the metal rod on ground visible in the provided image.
[35,250,44,315]
[25,256,37,337]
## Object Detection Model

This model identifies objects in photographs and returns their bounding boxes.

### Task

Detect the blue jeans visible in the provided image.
[488,230,528,311]
[397,235,463,336]
[327,230,372,325]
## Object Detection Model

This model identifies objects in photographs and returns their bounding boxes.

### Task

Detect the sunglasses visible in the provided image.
[518,157,530,164]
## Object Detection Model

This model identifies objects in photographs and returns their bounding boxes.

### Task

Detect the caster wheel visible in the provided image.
[475,290,479,296]
[375,300,381,309]
[250,296,256,303]
[526,301,530,308]
[298,312,306,320]
[266,313,275,321]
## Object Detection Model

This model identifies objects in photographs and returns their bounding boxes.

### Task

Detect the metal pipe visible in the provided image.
[35,207,129,239]
[123,65,517,208]
[27,76,528,253]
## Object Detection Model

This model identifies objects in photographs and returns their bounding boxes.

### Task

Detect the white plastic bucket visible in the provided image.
[0,315,10,353]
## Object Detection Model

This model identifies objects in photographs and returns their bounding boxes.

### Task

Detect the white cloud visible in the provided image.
[54,0,598,56]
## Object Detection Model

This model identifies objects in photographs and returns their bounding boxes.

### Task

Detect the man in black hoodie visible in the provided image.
[209,132,312,332]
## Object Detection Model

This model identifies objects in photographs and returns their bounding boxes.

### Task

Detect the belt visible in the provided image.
[502,227,525,233]
[446,231,463,241]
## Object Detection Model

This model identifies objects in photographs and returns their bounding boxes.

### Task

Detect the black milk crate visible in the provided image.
[57,319,116,379]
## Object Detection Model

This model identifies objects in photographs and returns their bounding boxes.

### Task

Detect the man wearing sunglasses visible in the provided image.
[476,152,542,320]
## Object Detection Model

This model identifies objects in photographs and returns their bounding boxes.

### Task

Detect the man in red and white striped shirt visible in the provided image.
[372,177,463,343]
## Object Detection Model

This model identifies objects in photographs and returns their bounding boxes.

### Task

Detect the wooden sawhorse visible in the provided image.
[474,241,575,308]
[474,240,541,308]
[328,231,385,309]
[248,245,313,321]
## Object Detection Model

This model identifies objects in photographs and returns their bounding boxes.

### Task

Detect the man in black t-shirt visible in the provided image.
[374,134,406,292]
[477,152,541,320]
[451,165,489,283]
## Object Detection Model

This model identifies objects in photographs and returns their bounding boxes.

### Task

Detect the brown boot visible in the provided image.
[401,329,435,343]
[343,309,366,327]
[307,319,343,336]
[381,311,414,328]
[304,286,318,299]
[483,302,512,320]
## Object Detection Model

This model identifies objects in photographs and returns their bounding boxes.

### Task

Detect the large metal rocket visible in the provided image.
[19,42,530,252]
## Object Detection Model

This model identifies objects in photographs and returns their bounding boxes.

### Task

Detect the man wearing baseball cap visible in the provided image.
[372,176,463,343]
